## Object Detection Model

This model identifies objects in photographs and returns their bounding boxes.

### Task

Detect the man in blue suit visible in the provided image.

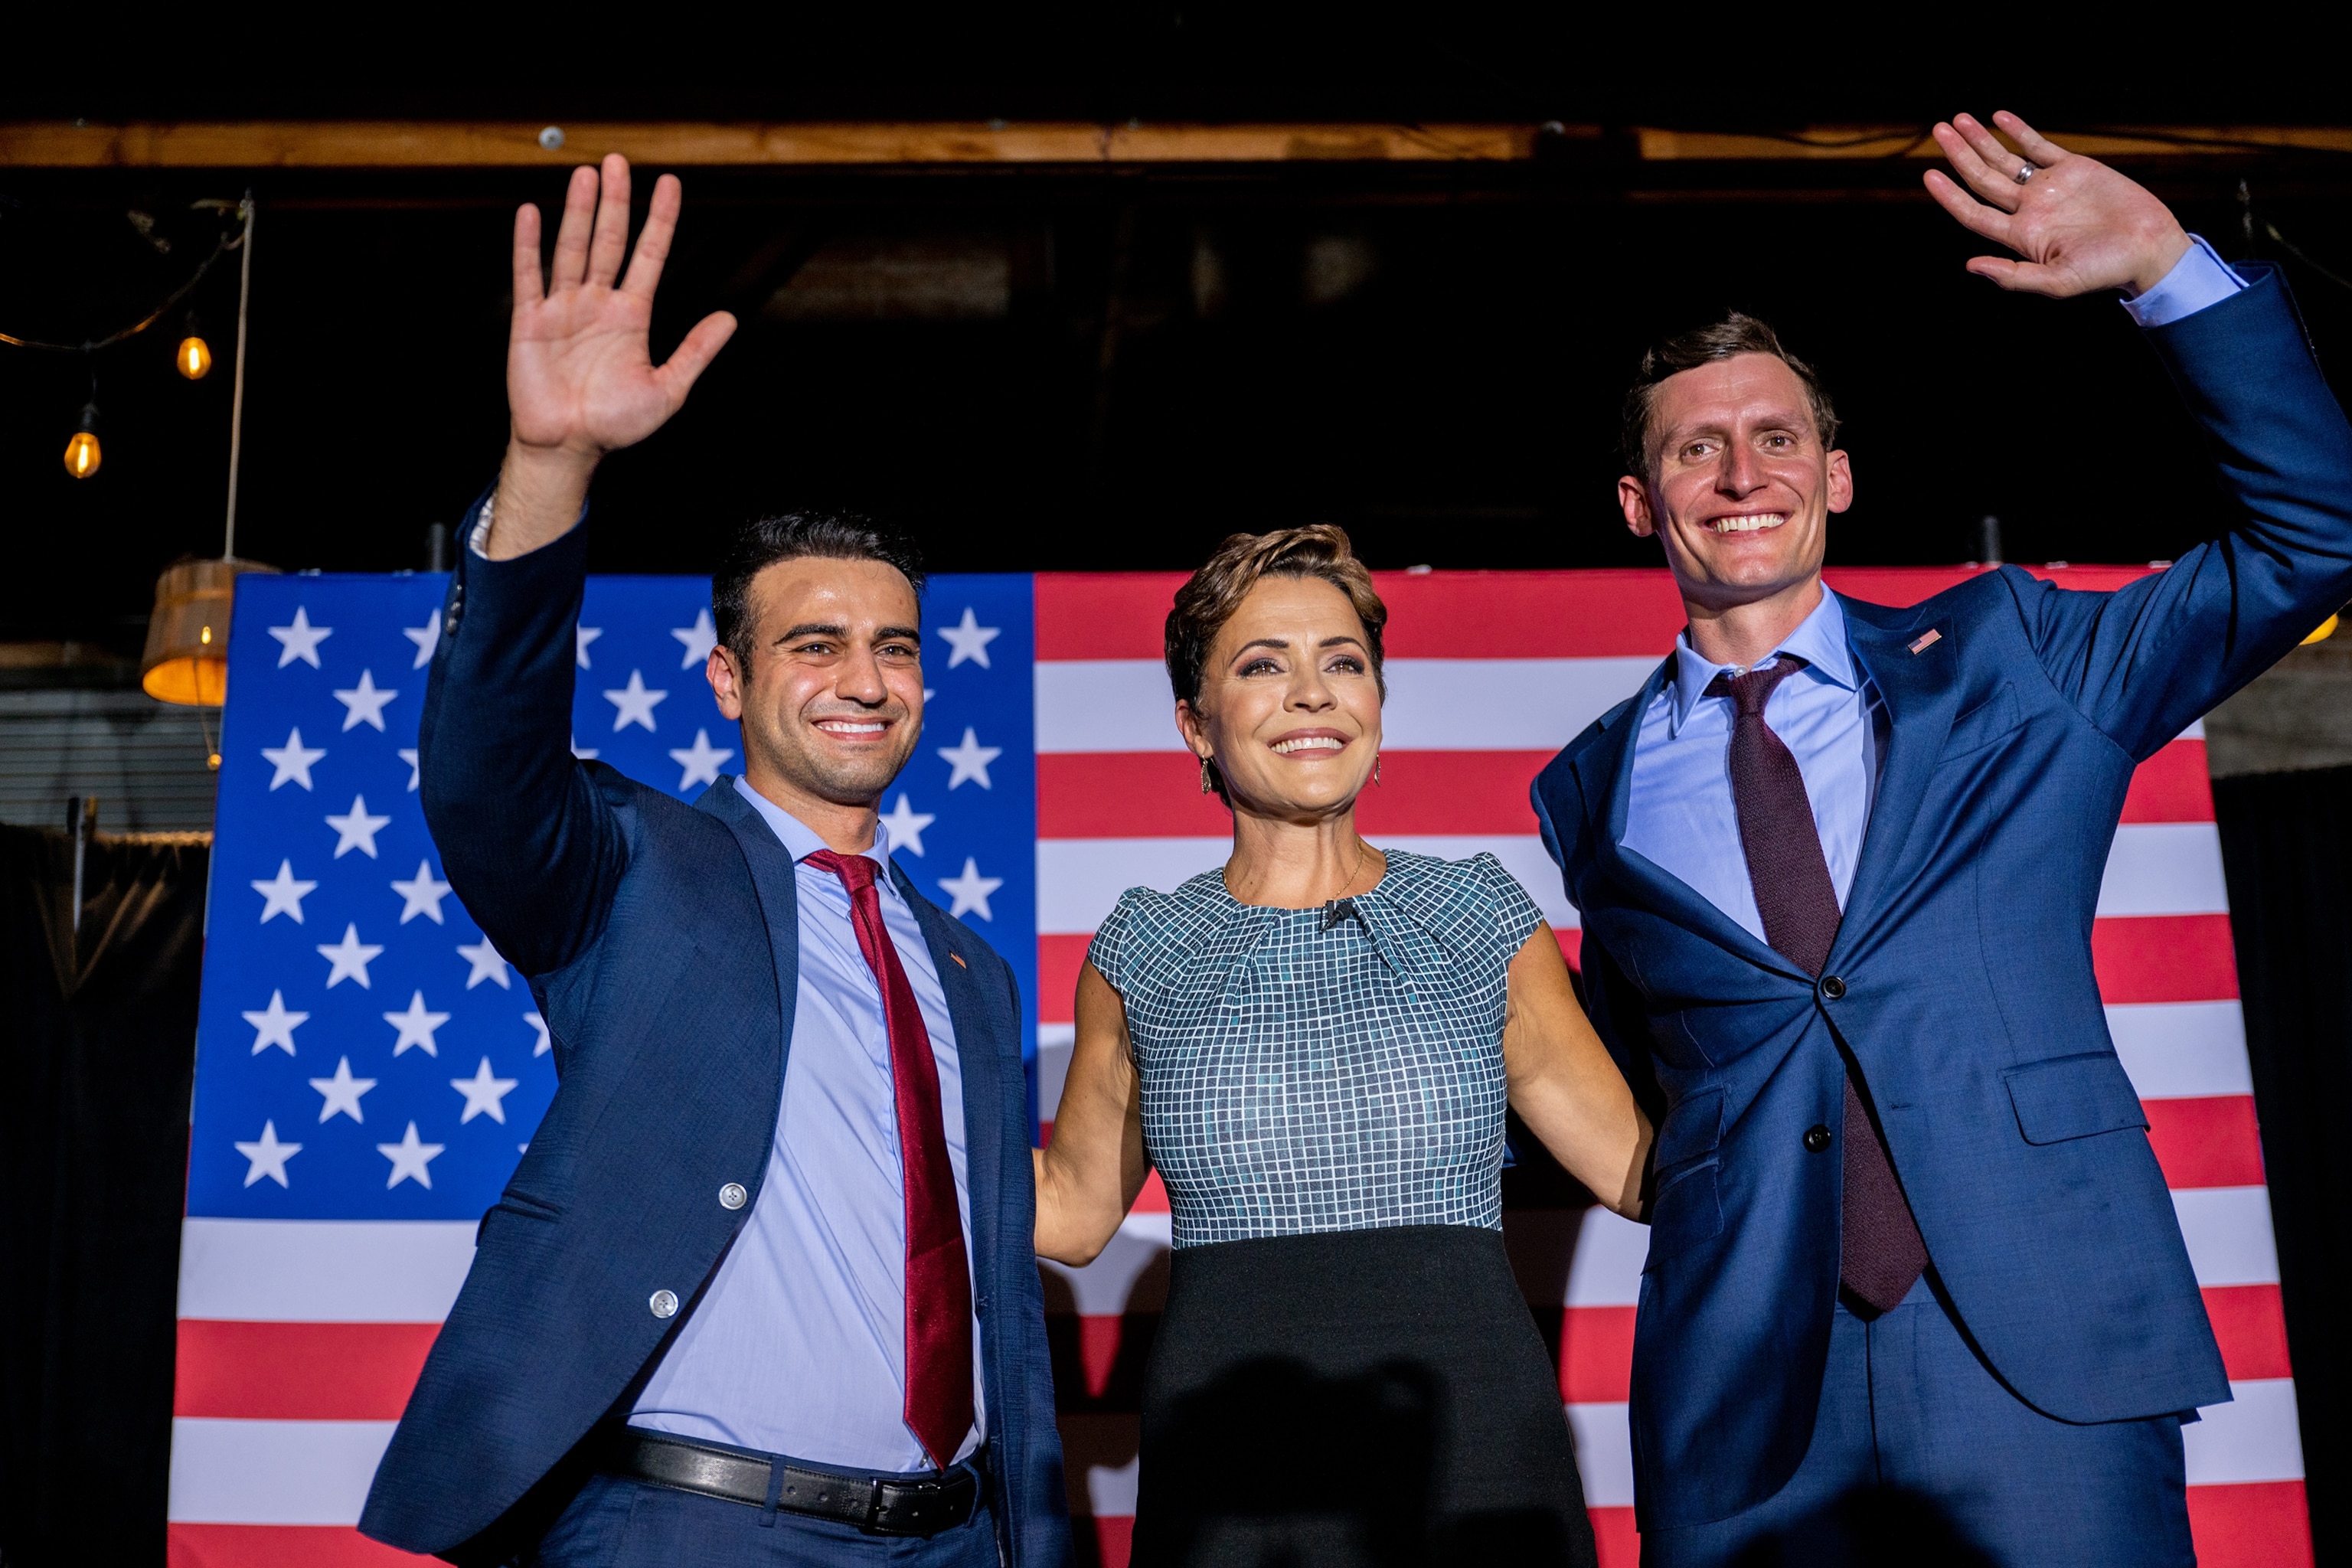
[358,155,1070,1566]
[1533,111,2352,1564]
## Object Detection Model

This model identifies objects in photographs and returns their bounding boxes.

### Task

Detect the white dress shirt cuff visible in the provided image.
[2122,234,2246,328]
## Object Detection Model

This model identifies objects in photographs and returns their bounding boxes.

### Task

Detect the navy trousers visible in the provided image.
[530,1474,1003,1567]
[1643,1276,2194,1567]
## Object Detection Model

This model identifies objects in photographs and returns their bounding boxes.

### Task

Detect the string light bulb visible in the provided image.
[178,309,212,378]
[63,402,101,479]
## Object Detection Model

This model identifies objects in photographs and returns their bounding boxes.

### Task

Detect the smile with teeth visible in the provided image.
[1270,736,1346,755]
[1710,513,1786,534]
[815,719,888,735]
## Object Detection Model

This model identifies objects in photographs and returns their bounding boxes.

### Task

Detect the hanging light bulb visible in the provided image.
[178,309,213,379]
[63,402,101,479]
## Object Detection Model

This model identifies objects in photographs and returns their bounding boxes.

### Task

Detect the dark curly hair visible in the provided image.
[710,511,926,667]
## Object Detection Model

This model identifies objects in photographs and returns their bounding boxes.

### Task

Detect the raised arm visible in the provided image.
[418,155,736,976]
[1504,924,1653,1220]
[1923,111,2189,300]
[1925,111,2352,756]
[487,155,736,556]
[1032,962,1150,1266]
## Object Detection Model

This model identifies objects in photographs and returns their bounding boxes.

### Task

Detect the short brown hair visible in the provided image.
[1165,525,1388,801]
[1621,312,1839,475]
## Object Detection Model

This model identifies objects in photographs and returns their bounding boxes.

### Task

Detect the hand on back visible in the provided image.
[1926,112,2191,299]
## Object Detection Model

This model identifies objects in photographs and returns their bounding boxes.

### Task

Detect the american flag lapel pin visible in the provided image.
[1909,629,1942,655]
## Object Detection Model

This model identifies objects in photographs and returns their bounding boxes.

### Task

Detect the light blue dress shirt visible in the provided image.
[629,779,984,1472]
[1618,240,2244,939]
[1622,591,1883,942]
[2122,234,2246,328]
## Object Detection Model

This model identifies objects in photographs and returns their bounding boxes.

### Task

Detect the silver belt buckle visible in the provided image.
[872,1475,949,1536]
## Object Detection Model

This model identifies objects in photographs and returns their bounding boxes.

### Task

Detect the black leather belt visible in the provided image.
[604,1427,985,1538]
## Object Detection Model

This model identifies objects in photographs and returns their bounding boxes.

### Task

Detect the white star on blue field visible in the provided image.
[189,568,1044,1223]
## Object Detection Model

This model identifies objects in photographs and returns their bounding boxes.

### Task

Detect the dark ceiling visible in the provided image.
[21,17,2352,129]
[8,23,2352,652]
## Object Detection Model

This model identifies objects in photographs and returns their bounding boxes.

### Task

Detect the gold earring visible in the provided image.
[1200,755,1215,794]
[1374,754,1382,787]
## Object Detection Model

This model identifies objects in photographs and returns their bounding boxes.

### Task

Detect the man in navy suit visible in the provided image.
[358,155,1070,1566]
[1534,112,2352,1564]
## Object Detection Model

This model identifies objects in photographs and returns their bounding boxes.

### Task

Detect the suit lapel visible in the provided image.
[1831,593,1962,959]
[1584,655,1801,975]
[695,778,799,1064]
[1570,656,1664,854]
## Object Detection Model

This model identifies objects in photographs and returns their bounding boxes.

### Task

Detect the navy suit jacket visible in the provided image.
[358,513,1071,1565]
[1532,267,2352,1530]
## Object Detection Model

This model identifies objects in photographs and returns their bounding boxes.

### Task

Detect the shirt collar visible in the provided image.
[732,777,895,874]
[1666,587,1859,736]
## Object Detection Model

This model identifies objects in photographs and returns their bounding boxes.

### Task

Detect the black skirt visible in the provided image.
[1132,1224,1599,1568]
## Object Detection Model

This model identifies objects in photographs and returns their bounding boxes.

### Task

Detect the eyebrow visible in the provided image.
[1232,634,1367,656]
[1674,415,1807,443]
[773,622,923,645]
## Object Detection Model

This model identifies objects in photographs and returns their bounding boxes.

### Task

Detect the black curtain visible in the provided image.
[0,825,208,1568]
[2213,765,2352,1567]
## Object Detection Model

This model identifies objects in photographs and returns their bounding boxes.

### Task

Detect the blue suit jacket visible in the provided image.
[1532,268,2352,1530]
[358,514,1071,1565]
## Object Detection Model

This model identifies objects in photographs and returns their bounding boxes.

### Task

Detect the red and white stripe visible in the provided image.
[169,1219,461,1563]
[1032,568,2310,1568]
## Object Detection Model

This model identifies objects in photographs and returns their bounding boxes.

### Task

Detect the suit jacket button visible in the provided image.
[1804,1125,1832,1153]
[719,1183,747,1210]
[649,1289,679,1318]
[1818,975,1847,1001]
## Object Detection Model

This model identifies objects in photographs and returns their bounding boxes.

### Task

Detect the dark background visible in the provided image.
[8,22,2352,1566]
[5,22,2352,653]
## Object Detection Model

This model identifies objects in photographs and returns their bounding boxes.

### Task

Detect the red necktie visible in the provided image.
[803,849,975,1467]
[1706,658,1929,1315]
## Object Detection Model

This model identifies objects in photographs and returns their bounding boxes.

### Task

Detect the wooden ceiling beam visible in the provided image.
[0,121,1557,168]
[1635,125,2352,160]
[3,120,2343,171]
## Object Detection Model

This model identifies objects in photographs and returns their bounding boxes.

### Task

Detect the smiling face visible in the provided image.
[1175,575,1383,822]
[707,555,925,812]
[1619,352,1853,616]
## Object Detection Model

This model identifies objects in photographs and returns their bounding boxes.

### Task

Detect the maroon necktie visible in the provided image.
[1706,658,1928,1314]
[804,849,975,1467]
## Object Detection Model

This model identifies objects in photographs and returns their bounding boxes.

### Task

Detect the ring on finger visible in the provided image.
[2014,162,2037,185]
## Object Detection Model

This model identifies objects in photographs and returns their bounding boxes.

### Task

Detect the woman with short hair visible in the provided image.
[1037,525,1651,1568]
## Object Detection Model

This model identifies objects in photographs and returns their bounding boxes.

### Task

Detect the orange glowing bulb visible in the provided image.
[64,428,101,479]
[63,400,102,479]
[178,335,213,379]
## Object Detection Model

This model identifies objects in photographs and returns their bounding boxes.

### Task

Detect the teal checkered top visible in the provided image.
[1089,850,1545,1248]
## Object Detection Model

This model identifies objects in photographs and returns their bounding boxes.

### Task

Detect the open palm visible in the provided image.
[508,155,735,459]
[1925,112,2190,299]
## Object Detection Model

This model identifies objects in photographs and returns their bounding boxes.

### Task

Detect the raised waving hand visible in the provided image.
[1925,112,2191,301]
[486,155,737,559]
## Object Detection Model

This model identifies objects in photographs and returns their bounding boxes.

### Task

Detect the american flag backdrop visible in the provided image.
[169,567,2307,1566]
